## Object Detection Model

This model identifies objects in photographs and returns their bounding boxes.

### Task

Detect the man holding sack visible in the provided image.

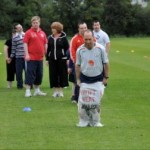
[75,30,109,127]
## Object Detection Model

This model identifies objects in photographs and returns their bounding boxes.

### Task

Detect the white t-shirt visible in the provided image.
[76,42,109,77]
[93,30,110,48]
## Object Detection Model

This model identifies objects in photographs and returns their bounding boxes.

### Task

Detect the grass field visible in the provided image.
[0,37,150,150]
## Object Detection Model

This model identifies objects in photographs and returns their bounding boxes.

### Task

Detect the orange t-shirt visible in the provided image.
[70,34,84,63]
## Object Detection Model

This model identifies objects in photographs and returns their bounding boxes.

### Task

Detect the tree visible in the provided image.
[51,0,104,34]
[103,0,132,36]
[0,0,16,38]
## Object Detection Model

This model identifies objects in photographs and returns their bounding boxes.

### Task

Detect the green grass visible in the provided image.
[0,37,150,149]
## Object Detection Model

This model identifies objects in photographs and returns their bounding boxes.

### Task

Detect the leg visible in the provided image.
[77,102,90,127]
[33,61,46,96]
[25,61,36,97]
[16,58,25,89]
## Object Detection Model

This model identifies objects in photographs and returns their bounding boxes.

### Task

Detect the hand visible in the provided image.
[76,79,81,86]
[68,68,72,74]
[6,58,11,64]
[25,54,30,61]
[45,61,49,66]
[102,78,108,86]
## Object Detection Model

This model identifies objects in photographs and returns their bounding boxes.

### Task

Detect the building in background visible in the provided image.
[131,0,148,7]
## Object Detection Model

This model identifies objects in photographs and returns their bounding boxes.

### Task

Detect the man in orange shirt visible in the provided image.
[69,22,87,103]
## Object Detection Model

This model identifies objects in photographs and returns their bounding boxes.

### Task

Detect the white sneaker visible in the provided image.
[72,100,77,104]
[25,90,32,97]
[58,92,64,97]
[33,90,47,96]
[94,122,104,127]
[76,122,89,127]
[52,92,59,97]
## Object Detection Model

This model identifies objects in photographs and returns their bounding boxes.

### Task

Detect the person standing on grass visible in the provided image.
[4,29,16,88]
[69,22,87,103]
[10,23,25,89]
[93,20,110,54]
[75,30,109,127]
[46,22,69,98]
[24,16,48,97]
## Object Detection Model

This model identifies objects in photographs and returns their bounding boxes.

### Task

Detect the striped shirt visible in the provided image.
[11,33,25,58]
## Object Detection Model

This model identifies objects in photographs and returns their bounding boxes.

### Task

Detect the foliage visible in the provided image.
[103,0,133,35]
[51,0,103,34]
[0,0,150,37]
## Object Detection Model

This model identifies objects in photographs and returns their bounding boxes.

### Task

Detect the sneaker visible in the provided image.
[7,85,11,89]
[25,91,32,97]
[71,95,75,100]
[52,92,59,97]
[72,100,77,104]
[94,122,104,127]
[76,122,89,127]
[59,92,64,97]
[33,90,47,96]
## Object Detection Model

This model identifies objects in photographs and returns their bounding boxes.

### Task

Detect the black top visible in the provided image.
[5,39,12,57]
[46,32,69,60]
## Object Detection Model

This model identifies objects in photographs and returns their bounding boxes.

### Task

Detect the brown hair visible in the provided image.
[31,16,40,22]
[51,22,63,33]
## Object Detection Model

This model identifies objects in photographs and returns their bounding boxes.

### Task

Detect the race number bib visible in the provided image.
[79,82,105,105]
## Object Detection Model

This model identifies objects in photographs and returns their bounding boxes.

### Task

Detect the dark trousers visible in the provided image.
[74,85,80,102]
[25,60,43,86]
[6,59,16,81]
[49,59,68,88]
[16,58,25,88]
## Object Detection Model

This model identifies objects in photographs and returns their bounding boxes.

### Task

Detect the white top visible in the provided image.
[76,42,109,77]
[93,29,110,47]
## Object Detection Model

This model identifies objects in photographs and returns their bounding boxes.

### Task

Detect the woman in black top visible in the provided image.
[4,30,16,88]
[46,22,69,97]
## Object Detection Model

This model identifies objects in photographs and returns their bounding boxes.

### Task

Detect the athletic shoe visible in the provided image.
[72,100,77,104]
[52,92,59,97]
[33,90,47,96]
[71,95,75,100]
[59,92,64,97]
[94,122,104,127]
[76,122,89,127]
[25,90,32,97]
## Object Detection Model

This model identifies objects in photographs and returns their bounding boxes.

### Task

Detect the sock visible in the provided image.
[35,88,40,93]
[26,89,30,93]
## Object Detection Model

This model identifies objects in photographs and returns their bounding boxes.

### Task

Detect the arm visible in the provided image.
[75,64,81,86]
[70,37,76,63]
[24,43,30,61]
[68,58,73,74]
[10,38,16,59]
[44,43,48,55]
[4,45,10,63]
[46,41,50,61]
[104,33,110,54]
[106,42,110,54]
[103,63,109,85]
[63,37,69,54]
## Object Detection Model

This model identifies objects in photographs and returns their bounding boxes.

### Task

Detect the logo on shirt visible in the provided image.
[41,33,44,38]
[96,35,100,40]
[31,33,37,38]
[88,60,94,66]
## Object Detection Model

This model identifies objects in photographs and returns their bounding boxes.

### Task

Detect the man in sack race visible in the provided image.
[75,30,109,127]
